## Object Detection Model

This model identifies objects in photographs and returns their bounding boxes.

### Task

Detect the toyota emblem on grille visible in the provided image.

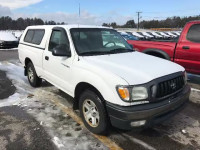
[170,82,176,90]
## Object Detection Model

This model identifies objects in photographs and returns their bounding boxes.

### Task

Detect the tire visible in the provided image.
[79,89,109,135]
[27,62,42,87]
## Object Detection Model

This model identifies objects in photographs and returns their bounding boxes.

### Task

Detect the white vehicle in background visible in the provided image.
[164,32,177,38]
[0,32,19,49]
[18,25,190,135]
[132,32,145,40]
[137,32,152,40]
[141,32,154,39]
[171,31,179,36]
[173,31,181,36]
[118,31,128,37]
[155,31,170,39]
[146,32,163,39]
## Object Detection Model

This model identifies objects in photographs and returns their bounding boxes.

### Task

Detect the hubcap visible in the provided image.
[28,67,34,83]
[83,99,99,127]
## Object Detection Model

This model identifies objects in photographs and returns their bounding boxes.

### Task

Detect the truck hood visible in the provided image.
[82,52,184,85]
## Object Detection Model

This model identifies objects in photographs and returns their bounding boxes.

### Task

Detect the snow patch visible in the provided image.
[53,137,64,148]
[0,31,18,41]
[191,88,200,92]
[0,93,21,107]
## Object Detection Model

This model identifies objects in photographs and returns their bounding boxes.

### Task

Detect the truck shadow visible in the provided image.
[41,80,54,87]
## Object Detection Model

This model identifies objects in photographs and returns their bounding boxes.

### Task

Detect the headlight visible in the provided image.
[117,86,148,102]
[0,40,3,44]
[132,87,148,101]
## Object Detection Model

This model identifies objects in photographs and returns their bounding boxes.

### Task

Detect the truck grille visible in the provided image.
[156,75,185,98]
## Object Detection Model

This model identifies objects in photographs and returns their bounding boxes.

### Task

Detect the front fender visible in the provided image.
[72,66,130,106]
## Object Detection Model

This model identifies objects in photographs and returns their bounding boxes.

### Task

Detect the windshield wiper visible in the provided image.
[79,51,110,56]
[108,48,134,54]
[79,48,134,56]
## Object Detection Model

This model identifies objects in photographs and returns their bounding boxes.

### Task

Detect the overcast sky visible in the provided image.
[0,0,200,25]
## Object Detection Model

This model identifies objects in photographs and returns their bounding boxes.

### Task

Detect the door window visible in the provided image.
[49,30,70,53]
[186,24,200,43]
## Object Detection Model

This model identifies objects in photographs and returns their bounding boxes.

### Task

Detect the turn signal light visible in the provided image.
[118,87,130,101]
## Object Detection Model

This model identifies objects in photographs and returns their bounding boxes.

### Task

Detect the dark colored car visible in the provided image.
[0,32,19,49]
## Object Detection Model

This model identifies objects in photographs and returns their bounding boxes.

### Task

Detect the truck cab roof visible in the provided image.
[25,24,111,30]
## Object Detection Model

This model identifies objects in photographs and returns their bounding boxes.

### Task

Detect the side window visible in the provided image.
[24,29,45,45]
[49,30,70,53]
[186,24,200,43]
[24,30,34,43]
[32,30,45,45]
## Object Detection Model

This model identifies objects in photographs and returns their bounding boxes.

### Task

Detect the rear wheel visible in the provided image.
[27,62,42,87]
[79,89,109,135]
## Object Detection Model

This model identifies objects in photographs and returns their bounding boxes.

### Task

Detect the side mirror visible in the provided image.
[52,45,71,57]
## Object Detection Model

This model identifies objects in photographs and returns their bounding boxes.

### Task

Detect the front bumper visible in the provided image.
[106,85,190,130]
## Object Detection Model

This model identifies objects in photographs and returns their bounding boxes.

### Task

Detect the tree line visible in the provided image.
[102,15,200,29]
[140,16,200,28]
[1,15,200,30]
[0,16,65,30]
[102,20,136,28]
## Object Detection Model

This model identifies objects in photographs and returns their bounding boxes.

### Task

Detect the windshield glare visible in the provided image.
[70,28,133,56]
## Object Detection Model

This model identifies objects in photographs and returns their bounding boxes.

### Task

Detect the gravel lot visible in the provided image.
[0,50,18,61]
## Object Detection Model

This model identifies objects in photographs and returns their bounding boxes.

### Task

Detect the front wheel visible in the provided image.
[79,90,109,135]
[27,62,42,87]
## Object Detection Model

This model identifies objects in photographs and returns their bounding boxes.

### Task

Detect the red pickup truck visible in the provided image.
[128,21,200,75]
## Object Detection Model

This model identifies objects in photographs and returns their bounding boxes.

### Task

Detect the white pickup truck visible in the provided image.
[18,25,190,135]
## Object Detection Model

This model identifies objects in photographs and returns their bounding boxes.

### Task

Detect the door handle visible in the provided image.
[182,46,190,50]
[45,56,49,60]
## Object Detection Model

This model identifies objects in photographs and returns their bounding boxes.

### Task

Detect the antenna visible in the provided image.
[79,3,80,18]
[78,3,80,27]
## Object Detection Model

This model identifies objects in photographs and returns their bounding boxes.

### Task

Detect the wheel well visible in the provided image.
[145,51,167,59]
[24,58,32,76]
[25,58,32,66]
[73,82,104,110]
[143,49,170,60]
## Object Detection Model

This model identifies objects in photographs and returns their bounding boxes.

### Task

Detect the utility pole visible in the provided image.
[137,12,142,31]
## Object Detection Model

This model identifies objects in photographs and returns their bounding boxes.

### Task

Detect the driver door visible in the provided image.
[43,27,74,95]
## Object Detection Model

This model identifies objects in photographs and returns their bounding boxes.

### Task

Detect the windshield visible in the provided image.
[137,32,144,36]
[156,32,162,35]
[147,32,153,36]
[70,28,133,56]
